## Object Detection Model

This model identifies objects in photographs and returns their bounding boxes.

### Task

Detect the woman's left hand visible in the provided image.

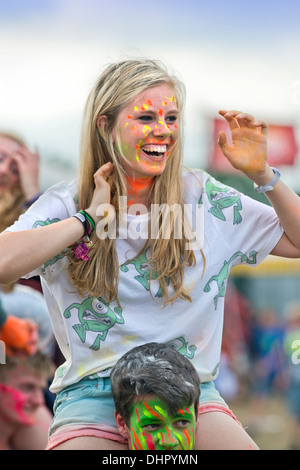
[218,110,270,180]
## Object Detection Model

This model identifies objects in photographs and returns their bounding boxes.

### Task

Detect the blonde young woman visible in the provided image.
[1,59,300,450]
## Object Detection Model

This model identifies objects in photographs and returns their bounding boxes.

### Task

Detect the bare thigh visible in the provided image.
[195,409,259,450]
[52,437,128,450]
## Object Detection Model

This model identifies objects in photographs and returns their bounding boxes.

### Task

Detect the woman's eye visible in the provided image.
[139,115,153,122]
[0,152,7,163]
[166,115,177,123]
[9,160,19,175]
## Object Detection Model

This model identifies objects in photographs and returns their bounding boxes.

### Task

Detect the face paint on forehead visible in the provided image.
[128,397,196,450]
[165,95,176,103]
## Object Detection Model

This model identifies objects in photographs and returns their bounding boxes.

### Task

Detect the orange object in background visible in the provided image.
[0,315,38,357]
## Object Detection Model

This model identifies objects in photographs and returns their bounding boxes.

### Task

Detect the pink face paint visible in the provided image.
[0,384,34,425]
[145,433,155,450]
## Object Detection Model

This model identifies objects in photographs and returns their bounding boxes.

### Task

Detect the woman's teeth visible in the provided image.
[142,144,167,157]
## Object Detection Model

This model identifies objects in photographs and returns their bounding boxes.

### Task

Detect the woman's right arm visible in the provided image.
[0,217,85,284]
[0,161,114,284]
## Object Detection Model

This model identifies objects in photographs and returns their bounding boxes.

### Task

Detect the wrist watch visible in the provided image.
[254,167,281,193]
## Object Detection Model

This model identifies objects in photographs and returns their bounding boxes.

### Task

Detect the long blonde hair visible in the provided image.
[0,131,26,233]
[68,59,203,307]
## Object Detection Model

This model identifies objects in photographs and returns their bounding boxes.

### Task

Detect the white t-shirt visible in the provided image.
[6,170,284,393]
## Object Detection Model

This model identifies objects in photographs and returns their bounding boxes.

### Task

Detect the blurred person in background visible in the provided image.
[0,350,55,450]
[283,301,300,449]
[0,131,40,231]
[0,131,55,357]
[0,130,41,291]
[248,308,285,431]
[0,131,56,410]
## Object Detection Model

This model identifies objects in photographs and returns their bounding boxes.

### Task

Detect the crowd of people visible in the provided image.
[0,58,300,450]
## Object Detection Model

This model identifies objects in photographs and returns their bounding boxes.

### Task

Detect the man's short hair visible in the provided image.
[0,350,55,382]
[110,342,200,426]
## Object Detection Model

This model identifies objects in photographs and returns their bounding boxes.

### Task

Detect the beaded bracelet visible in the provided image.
[71,210,95,260]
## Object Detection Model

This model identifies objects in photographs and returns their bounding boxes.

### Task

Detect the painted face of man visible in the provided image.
[0,366,46,426]
[112,84,179,179]
[127,397,197,450]
[0,136,20,194]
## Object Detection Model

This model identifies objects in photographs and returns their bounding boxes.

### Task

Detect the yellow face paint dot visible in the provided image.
[143,125,152,134]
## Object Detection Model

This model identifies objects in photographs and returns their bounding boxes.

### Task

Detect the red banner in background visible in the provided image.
[209,119,299,172]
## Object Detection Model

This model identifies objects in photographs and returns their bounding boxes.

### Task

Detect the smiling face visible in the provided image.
[0,366,46,426]
[112,84,179,179]
[0,136,20,194]
[117,396,197,450]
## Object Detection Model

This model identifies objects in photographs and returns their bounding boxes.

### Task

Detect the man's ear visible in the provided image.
[96,115,108,139]
[115,411,130,439]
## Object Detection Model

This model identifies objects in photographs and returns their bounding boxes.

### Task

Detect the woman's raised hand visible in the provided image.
[218,110,271,181]
[86,162,114,223]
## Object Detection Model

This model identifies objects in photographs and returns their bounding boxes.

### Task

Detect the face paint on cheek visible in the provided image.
[0,384,34,425]
[129,407,148,450]
[130,426,144,450]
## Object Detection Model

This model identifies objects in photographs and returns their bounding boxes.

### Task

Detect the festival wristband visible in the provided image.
[72,210,95,237]
[254,167,281,193]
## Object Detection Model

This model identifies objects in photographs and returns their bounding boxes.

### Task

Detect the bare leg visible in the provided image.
[195,409,259,450]
[52,437,128,450]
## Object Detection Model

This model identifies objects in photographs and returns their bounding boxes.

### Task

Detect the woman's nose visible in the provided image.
[152,119,172,138]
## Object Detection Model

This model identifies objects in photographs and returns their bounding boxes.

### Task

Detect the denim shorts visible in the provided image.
[49,376,228,438]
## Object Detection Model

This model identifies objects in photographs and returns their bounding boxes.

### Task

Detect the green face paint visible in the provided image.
[128,397,196,450]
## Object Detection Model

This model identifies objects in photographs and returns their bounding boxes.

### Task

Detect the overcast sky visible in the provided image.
[1,0,300,188]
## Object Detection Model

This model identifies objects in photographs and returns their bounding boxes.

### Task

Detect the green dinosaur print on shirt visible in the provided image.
[199,178,242,225]
[121,249,169,298]
[167,337,197,359]
[64,297,124,351]
[204,250,257,309]
[32,218,67,273]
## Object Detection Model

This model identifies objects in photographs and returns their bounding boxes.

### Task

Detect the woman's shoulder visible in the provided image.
[43,178,78,199]
[182,167,212,184]
[39,178,79,213]
[181,167,211,203]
